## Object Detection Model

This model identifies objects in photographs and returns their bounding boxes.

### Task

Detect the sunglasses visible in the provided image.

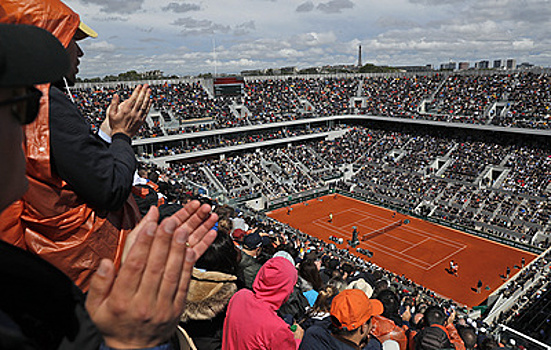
[0,87,43,125]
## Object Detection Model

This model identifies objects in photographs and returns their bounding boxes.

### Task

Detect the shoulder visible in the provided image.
[0,241,102,349]
[301,325,335,348]
[49,85,84,122]
[49,86,73,106]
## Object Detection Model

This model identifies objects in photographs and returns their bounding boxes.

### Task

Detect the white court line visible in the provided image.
[313,209,467,271]
[313,220,360,238]
[364,239,432,269]
[314,220,432,270]
[348,208,464,248]
[320,208,375,229]
[348,208,465,249]
[401,237,432,254]
[428,246,468,269]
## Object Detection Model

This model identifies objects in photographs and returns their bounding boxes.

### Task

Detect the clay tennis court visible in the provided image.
[268,194,536,307]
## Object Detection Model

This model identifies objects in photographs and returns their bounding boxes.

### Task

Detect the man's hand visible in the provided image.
[446,308,456,326]
[85,201,218,349]
[293,323,304,340]
[401,305,412,322]
[99,117,112,138]
[108,84,152,138]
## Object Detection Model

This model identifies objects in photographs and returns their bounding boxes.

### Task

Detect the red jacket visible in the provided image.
[223,257,299,350]
[371,315,408,350]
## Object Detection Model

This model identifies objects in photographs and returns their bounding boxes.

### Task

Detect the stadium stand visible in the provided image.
[67,69,551,348]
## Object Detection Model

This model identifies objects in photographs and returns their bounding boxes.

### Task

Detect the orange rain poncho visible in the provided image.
[0,0,140,291]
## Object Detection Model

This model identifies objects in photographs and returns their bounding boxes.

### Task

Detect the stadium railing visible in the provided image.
[495,324,551,350]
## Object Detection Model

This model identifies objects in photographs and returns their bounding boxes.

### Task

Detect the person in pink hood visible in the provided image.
[222,256,303,349]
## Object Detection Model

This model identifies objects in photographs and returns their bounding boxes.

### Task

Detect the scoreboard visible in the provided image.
[214,77,244,97]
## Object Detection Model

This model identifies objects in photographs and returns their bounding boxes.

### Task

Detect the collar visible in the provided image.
[332,333,363,350]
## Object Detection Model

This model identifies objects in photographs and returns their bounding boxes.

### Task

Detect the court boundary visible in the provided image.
[312,208,467,271]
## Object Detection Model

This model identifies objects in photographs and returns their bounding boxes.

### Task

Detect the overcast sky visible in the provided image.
[66,0,551,78]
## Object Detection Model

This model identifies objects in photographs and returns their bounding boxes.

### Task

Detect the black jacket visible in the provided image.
[0,241,102,350]
[49,86,136,211]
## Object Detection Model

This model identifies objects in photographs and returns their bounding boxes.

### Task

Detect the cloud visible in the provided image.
[86,40,117,52]
[172,17,231,36]
[92,15,129,22]
[234,21,256,36]
[462,0,551,26]
[162,2,201,13]
[408,0,459,5]
[75,0,551,77]
[139,37,166,43]
[296,1,315,12]
[137,27,154,33]
[317,0,354,14]
[291,32,337,47]
[80,0,145,14]
[512,38,534,50]
[376,16,420,29]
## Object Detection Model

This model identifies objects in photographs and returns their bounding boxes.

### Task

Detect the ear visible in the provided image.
[364,319,373,334]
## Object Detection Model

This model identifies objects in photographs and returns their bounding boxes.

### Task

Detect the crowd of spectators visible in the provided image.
[9,2,551,349]
[425,75,510,123]
[139,124,330,159]
[160,125,550,250]
[491,251,551,346]
[134,160,550,349]
[493,72,551,129]
[62,69,551,349]
[70,71,551,144]
[360,75,439,118]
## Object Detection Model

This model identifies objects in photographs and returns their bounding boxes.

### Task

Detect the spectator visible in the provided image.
[320,257,341,284]
[412,306,465,350]
[300,285,340,330]
[277,250,312,323]
[238,231,264,289]
[457,327,477,350]
[298,258,324,307]
[0,0,152,290]
[180,231,239,350]
[299,288,384,350]
[371,290,409,350]
[223,256,302,349]
[0,23,218,350]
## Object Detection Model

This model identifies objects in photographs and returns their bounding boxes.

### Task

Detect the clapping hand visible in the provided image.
[86,201,218,349]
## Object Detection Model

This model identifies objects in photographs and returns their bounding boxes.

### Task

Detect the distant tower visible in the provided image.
[358,45,362,67]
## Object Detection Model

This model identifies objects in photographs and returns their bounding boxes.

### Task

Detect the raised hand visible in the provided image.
[107,84,152,138]
[86,201,218,349]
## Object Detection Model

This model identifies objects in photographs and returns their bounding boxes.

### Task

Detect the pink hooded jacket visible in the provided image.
[223,257,299,350]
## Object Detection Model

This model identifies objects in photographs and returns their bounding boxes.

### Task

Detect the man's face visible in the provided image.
[0,88,28,213]
[315,259,322,270]
[65,38,84,84]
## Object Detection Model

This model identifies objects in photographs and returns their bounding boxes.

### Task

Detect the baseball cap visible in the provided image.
[346,278,374,298]
[331,289,383,331]
[0,24,69,87]
[74,21,98,40]
[242,232,263,250]
[230,228,246,242]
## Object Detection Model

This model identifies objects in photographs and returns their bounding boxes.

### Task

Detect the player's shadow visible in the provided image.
[470,287,478,293]
[500,274,506,279]
[445,267,454,275]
